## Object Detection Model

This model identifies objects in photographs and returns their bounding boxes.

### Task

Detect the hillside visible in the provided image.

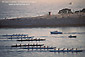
[0,14,85,28]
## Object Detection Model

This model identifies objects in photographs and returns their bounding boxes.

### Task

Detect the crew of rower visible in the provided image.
[14,44,78,51]
[58,48,77,50]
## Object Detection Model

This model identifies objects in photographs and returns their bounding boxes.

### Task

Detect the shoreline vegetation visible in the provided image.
[0,8,85,28]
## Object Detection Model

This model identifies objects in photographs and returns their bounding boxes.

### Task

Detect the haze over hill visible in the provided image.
[0,0,85,19]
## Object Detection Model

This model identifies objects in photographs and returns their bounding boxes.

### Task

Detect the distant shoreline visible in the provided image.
[0,24,85,28]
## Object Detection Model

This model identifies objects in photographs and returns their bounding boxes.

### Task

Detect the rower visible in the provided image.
[20,44,21,47]
[40,45,41,48]
[26,36,28,37]
[58,48,60,51]
[76,48,77,50]
[33,44,34,46]
[47,46,48,50]
[28,44,29,47]
[70,48,74,50]
[36,43,38,48]
[17,37,18,39]
[44,46,45,50]
[32,47,33,51]
[63,48,65,50]
[24,35,25,37]
[16,44,17,47]
[11,36,12,40]
[25,44,26,47]
[54,47,56,50]
[21,36,22,40]
[39,38,40,41]
[27,44,29,51]
[67,48,69,50]
[40,45,41,50]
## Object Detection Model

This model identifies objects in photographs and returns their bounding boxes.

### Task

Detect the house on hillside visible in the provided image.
[75,8,85,13]
[58,8,73,14]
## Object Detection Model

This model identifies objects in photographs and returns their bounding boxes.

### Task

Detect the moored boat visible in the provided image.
[50,31,63,34]
[68,35,77,38]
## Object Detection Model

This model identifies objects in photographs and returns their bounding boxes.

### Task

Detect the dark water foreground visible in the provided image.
[0,16,85,28]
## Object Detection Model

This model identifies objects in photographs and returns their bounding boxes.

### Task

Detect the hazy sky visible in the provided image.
[1,0,84,5]
[0,0,84,18]
[0,0,84,11]
[1,0,84,7]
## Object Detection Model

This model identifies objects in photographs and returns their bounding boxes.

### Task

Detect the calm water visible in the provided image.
[0,27,85,57]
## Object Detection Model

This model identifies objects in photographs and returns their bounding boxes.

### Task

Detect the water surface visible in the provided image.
[0,27,85,57]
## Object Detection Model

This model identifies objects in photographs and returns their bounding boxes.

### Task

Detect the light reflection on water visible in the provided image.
[0,27,85,57]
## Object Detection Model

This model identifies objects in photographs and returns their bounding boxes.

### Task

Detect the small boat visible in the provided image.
[50,31,62,34]
[68,35,77,38]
